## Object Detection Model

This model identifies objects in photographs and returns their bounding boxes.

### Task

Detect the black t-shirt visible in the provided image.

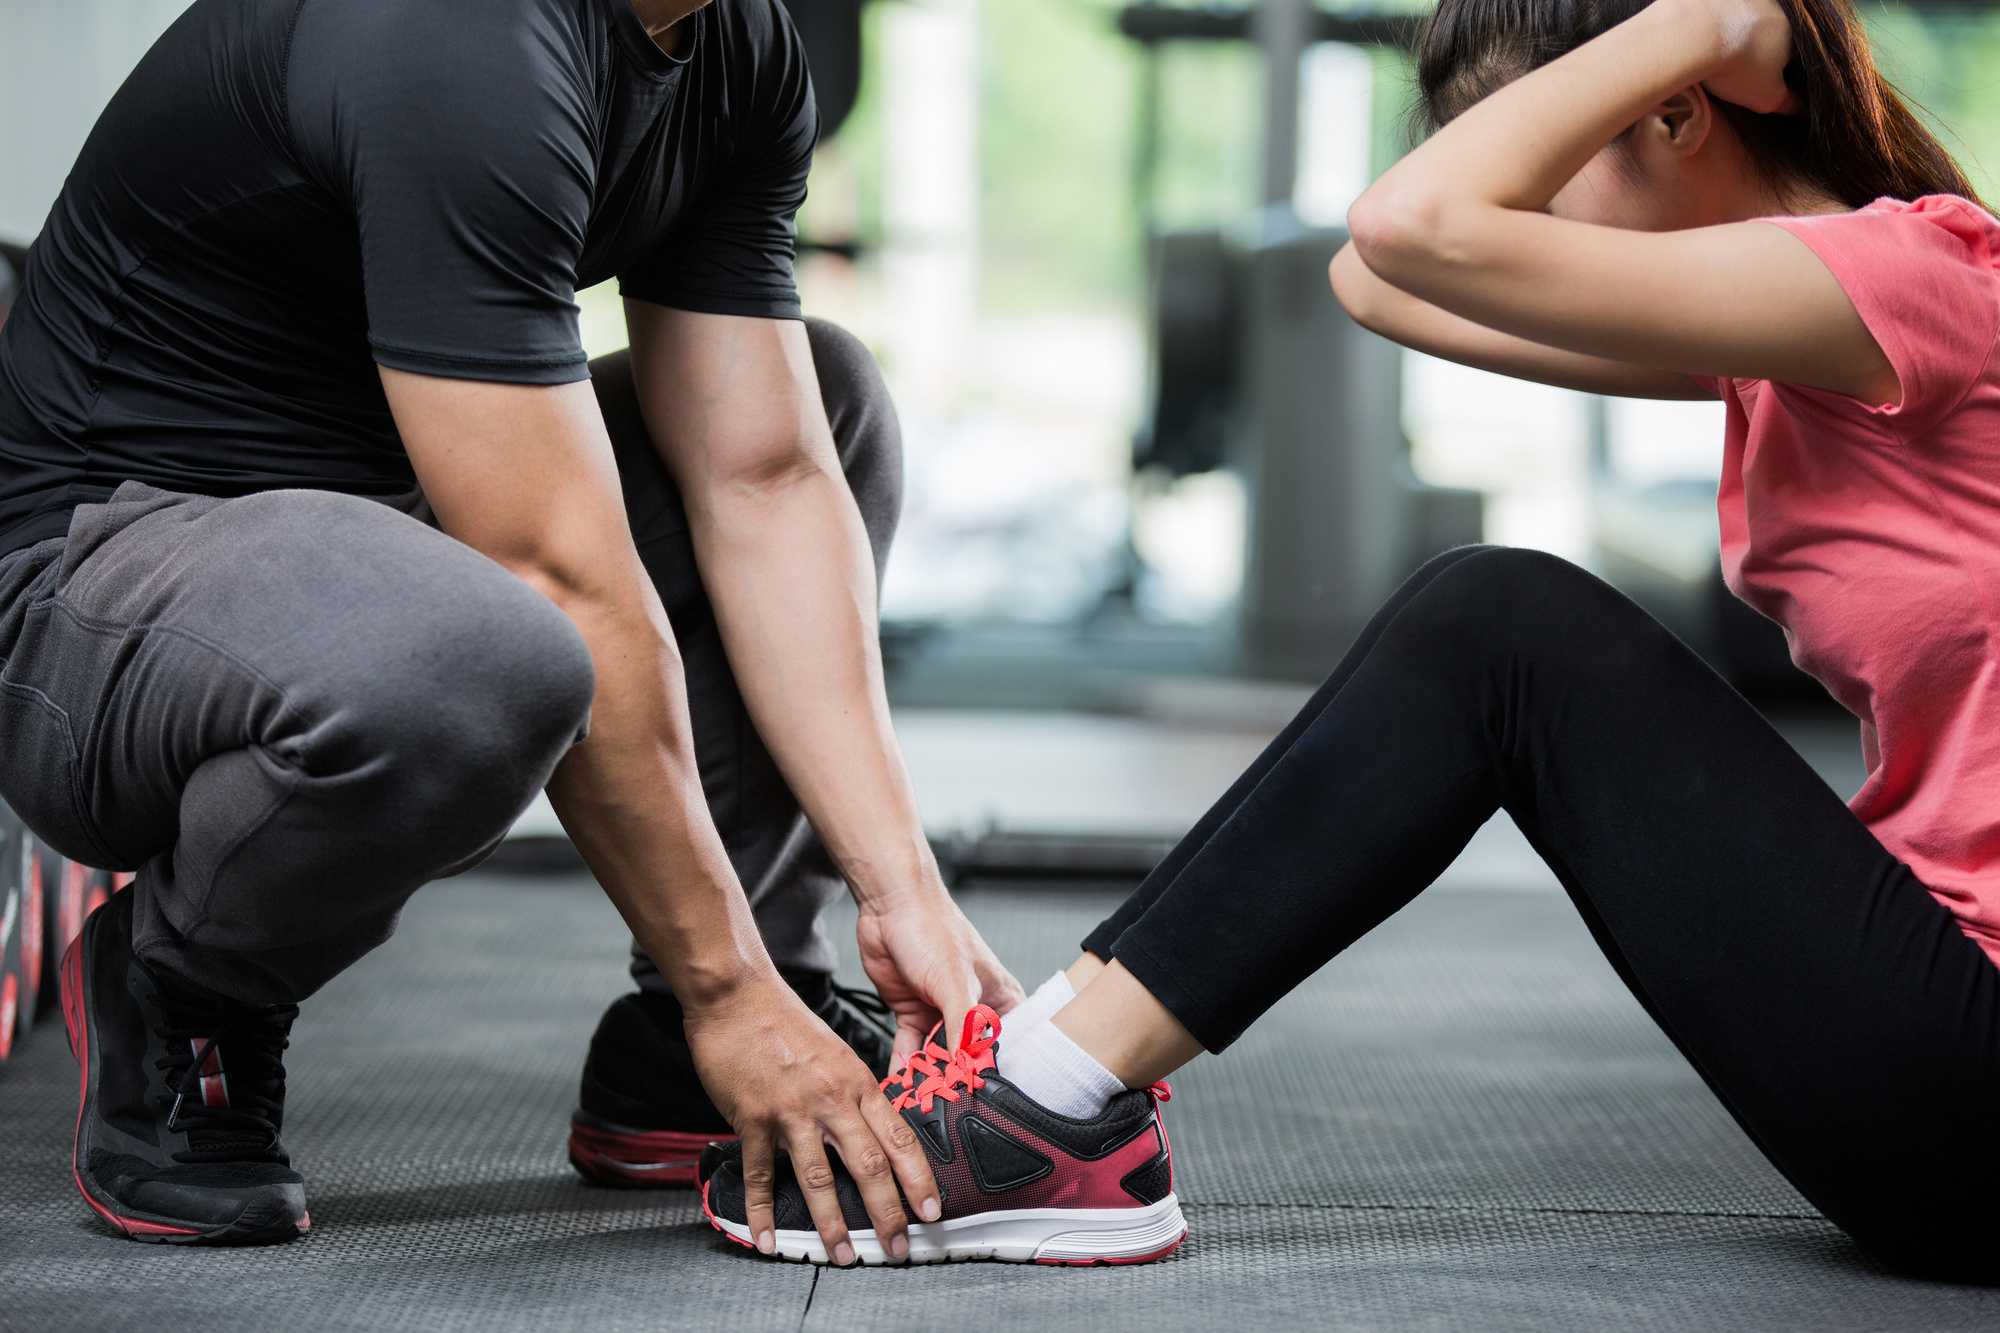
[0,0,816,554]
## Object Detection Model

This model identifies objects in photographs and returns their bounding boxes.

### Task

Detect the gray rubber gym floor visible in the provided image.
[6,870,1998,1330]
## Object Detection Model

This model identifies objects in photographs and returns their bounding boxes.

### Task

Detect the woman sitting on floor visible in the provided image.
[706,0,2000,1278]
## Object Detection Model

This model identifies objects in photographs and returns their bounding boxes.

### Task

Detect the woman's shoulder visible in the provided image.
[1781,195,2000,271]
[1752,196,2000,440]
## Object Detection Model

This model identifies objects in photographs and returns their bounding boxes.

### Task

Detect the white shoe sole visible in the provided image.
[712,1193,1187,1266]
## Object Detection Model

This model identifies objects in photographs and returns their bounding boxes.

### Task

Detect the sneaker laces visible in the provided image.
[152,989,297,1164]
[887,1005,1001,1114]
[879,1021,953,1100]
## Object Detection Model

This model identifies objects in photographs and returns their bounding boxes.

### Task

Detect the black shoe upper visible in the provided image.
[579,975,898,1135]
[78,892,305,1232]
[140,970,296,1166]
[578,991,734,1134]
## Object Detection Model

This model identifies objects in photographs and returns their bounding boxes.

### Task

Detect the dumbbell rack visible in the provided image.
[0,806,130,1064]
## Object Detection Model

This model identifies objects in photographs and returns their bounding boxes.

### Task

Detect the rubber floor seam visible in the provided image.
[799,1264,819,1331]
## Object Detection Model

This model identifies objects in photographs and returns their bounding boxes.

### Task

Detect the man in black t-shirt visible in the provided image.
[1,0,1022,1256]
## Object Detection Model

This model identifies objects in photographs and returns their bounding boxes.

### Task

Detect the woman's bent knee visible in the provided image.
[1421,544,1596,600]
[1405,546,1659,650]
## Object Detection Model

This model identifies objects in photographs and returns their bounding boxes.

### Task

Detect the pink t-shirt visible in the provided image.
[1703,194,2000,967]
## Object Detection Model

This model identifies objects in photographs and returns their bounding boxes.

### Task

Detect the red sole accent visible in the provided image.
[0,974,16,1060]
[696,1176,772,1256]
[568,1120,735,1188]
[22,864,43,1015]
[61,933,201,1242]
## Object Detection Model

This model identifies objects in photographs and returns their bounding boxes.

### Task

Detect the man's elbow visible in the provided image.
[501,548,686,673]
[502,552,606,618]
[489,534,630,625]
[697,438,834,513]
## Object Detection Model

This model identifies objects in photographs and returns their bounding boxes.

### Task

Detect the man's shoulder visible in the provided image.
[292,0,602,90]
[691,0,813,135]
[288,0,609,164]
[699,0,806,63]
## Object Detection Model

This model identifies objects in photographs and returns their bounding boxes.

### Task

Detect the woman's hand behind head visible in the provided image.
[1700,0,1800,116]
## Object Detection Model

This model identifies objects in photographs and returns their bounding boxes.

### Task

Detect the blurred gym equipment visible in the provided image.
[0,798,122,1066]
[1125,5,1480,680]
[1121,2,1989,693]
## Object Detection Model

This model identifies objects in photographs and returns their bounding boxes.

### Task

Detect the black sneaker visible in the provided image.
[568,974,896,1189]
[59,890,307,1245]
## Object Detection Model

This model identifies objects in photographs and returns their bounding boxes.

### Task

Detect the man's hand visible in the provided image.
[856,887,1025,1058]
[684,973,941,1262]
[379,366,934,1264]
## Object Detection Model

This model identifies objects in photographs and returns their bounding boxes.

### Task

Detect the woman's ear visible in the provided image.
[1648,86,1714,159]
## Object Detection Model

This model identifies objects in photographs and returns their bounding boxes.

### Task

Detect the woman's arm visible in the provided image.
[1347,0,1897,404]
[1329,244,1714,399]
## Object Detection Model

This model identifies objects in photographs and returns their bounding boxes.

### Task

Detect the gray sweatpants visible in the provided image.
[0,319,901,1005]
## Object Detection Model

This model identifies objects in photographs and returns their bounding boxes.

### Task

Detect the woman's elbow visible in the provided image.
[1346,186,1448,281]
[1327,245,1378,326]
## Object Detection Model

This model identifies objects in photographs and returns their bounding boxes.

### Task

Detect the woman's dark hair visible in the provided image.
[1414,0,1983,209]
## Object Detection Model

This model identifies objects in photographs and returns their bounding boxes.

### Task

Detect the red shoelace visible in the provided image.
[883,1005,1000,1113]
[876,1005,1178,1113]
[879,1024,952,1100]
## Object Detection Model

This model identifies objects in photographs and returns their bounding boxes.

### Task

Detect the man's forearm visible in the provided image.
[382,365,944,1257]
[542,588,774,1004]
[624,305,1021,1044]
[686,459,938,908]
[379,367,781,1007]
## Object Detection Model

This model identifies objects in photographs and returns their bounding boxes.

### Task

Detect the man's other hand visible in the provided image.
[856,888,1024,1059]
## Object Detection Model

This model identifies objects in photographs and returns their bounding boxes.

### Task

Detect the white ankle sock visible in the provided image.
[999,970,1075,1042]
[999,1013,1126,1119]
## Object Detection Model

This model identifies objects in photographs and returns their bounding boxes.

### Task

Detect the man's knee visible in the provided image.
[269,512,595,814]
[361,588,591,783]
[805,319,901,569]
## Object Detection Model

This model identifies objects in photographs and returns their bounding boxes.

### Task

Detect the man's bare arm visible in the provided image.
[623,302,1023,1060]
[378,367,938,1262]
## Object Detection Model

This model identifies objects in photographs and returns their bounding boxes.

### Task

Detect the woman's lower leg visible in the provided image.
[1049,960,1201,1087]
[1047,546,2000,1276]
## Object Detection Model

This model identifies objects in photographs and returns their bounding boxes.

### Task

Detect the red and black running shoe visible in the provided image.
[569,976,895,1189]
[700,1006,1186,1265]
[60,889,307,1245]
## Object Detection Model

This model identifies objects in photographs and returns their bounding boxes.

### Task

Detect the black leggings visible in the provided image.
[1085,546,2000,1280]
